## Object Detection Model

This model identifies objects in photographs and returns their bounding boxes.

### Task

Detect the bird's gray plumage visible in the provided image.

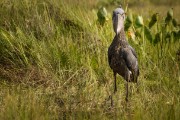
[108,6,139,101]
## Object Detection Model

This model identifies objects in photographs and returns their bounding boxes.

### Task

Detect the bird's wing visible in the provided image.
[122,47,139,82]
[128,45,138,58]
[122,47,138,71]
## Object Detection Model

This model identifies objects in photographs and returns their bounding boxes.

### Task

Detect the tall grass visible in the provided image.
[0,0,179,119]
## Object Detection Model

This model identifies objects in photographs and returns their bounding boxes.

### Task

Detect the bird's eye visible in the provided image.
[120,13,125,16]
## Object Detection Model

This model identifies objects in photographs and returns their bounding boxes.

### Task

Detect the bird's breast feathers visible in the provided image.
[115,45,121,53]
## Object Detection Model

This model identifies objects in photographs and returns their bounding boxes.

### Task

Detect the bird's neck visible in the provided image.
[116,29,126,41]
[114,28,128,46]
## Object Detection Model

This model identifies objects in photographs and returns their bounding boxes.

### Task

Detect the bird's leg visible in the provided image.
[125,82,128,102]
[114,72,117,94]
[125,72,130,102]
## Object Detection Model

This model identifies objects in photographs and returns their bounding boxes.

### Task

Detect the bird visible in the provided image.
[108,6,139,101]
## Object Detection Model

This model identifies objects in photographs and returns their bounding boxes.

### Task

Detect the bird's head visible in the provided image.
[112,6,125,35]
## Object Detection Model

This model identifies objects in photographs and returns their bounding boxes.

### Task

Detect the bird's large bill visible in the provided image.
[113,14,124,35]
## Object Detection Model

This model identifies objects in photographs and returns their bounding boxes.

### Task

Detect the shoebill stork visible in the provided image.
[108,6,139,101]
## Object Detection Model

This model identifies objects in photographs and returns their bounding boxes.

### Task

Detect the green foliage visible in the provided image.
[172,18,178,27]
[125,8,179,60]
[0,28,36,67]
[97,7,108,26]
[135,16,144,28]
[165,8,173,25]
[149,13,158,29]
[125,12,133,31]
[144,26,153,43]
[154,32,161,45]
[126,12,133,23]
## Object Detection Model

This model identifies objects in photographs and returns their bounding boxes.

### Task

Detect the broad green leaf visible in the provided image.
[149,13,158,29]
[154,32,161,45]
[172,18,178,27]
[126,12,133,23]
[172,30,180,42]
[125,13,133,31]
[135,16,144,28]
[144,26,153,43]
[97,7,107,26]
[167,8,173,18]
[135,30,142,38]
[165,32,171,40]
[165,8,173,25]
[124,21,132,31]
